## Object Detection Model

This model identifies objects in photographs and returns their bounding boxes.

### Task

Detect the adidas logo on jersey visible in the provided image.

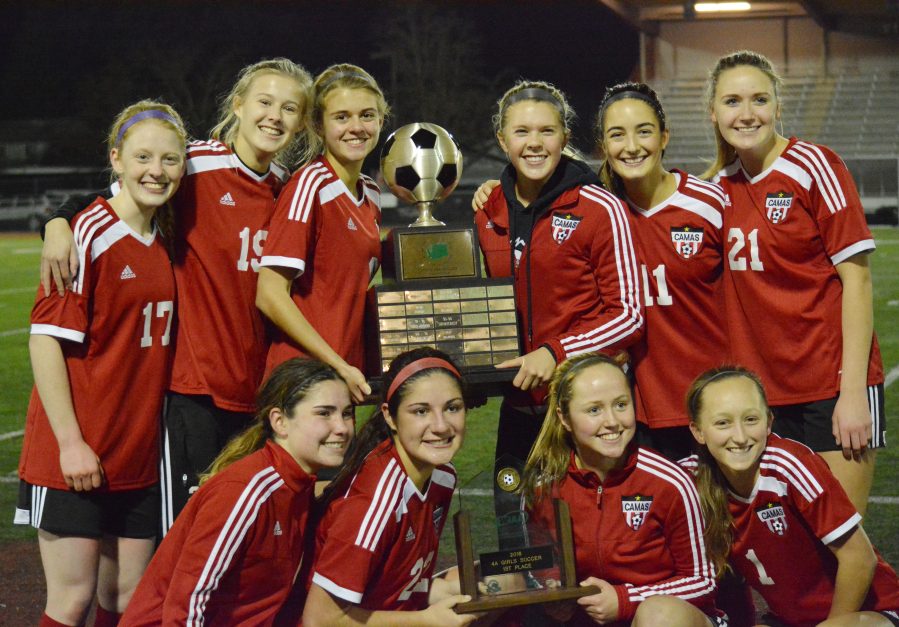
[347,218,358,231]
[220,192,236,206]
[120,266,136,280]
[405,527,416,542]
[274,521,283,536]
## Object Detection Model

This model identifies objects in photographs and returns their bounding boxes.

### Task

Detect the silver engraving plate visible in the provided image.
[491,338,519,351]
[487,284,515,298]
[435,314,462,328]
[459,286,488,299]
[432,288,461,301]
[436,328,465,341]
[489,311,517,325]
[404,290,432,302]
[434,302,461,315]
[406,303,434,316]
[490,325,518,338]
[463,327,490,340]
[407,317,435,330]
[379,318,408,331]
[377,291,405,304]
[378,305,407,318]
[460,300,489,313]
[408,330,436,343]
[488,298,516,311]
[462,313,489,326]
[380,332,408,345]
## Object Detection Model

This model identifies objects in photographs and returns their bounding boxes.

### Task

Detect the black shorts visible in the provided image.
[761,610,899,627]
[161,392,254,533]
[771,383,886,452]
[15,480,158,539]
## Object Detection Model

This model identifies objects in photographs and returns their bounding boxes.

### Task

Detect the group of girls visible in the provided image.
[16,44,891,627]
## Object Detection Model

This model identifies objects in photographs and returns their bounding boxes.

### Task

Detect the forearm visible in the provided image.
[256,267,347,370]
[828,527,877,618]
[836,257,874,393]
[303,584,435,627]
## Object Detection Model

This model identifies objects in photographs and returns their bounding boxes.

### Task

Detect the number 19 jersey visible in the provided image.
[715,138,883,405]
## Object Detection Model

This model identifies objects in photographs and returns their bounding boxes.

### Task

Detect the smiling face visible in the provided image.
[383,371,466,489]
[710,65,780,164]
[602,99,668,187]
[560,363,635,479]
[498,100,568,200]
[690,376,772,496]
[233,73,305,171]
[271,379,355,475]
[111,120,185,213]
[320,87,383,178]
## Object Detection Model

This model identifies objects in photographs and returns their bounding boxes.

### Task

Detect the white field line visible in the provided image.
[0,328,28,337]
[0,430,24,441]
[0,287,35,295]
[886,362,899,389]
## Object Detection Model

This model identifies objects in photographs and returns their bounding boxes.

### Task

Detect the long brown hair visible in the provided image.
[702,50,785,180]
[594,82,668,199]
[521,352,630,505]
[320,347,466,504]
[201,358,346,483]
[685,365,770,578]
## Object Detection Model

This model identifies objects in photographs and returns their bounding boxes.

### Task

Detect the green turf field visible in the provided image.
[1,231,897,568]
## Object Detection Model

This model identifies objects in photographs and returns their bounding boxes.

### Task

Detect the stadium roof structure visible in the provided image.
[596,1,899,38]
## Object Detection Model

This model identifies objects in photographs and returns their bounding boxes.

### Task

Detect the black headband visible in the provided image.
[501,87,565,120]
[320,69,371,93]
[599,90,661,125]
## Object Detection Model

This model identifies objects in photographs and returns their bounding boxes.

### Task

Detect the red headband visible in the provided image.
[386,358,461,402]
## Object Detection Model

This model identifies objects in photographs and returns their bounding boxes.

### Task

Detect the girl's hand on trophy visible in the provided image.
[497,347,557,391]
[471,180,500,212]
[577,578,619,625]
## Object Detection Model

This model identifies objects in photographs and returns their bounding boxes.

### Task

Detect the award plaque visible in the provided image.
[372,123,520,387]
[451,458,598,613]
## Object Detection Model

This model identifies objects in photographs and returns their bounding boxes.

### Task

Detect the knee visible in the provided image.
[45,584,95,625]
[632,595,686,627]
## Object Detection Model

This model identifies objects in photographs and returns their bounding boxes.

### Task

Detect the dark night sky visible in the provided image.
[0,0,638,164]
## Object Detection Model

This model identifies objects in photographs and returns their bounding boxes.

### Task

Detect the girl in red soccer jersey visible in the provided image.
[301,348,477,627]
[593,82,727,461]
[703,51,884,516]
[473,80,643,466]
[18,101,186,627]
[522,353,719,627]
[257,64,385,404]
[685,367,899,627]
[119,358,354,627]
[39,59,316,529]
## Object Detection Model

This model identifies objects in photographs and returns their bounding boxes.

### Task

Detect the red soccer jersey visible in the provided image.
[19,199,175,490]
[120,441,316,627]
[627,171,728,428]
[311,440,455,611]
[692,434,899,627]
[168,140,289,412]
[530,447,717,625]
[715,138,883,405]
[475,182,642,405]
[260,156,381,376]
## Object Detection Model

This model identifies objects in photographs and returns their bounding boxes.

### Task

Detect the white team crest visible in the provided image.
[670,226,704,259]
[551,212,582,245]
[755,502,788,536]
[765,192,793,224]
[621,494,652,531]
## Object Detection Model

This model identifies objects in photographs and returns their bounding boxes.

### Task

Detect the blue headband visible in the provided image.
[116,110,181,147]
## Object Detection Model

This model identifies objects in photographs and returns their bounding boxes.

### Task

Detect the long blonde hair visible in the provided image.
[521,352,630,505]
[210,58,317,169]
[107,99,187,252]
[201,358,346,483]
[685,366,771,578]
[702,50,785,180]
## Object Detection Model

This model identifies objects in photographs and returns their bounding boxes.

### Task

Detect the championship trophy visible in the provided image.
[370,123,520,388]
[451,457,599,612]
